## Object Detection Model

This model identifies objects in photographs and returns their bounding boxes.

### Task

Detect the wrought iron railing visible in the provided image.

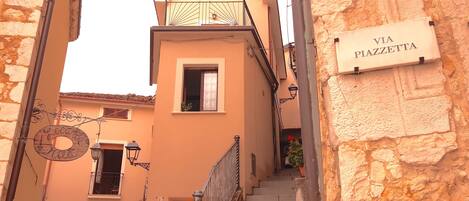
[89,172,124,196]
[193,136,240,201]
[165,1,252,26]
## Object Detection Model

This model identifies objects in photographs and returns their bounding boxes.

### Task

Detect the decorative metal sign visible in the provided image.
[335,17,441,74]
[33,125,90,161]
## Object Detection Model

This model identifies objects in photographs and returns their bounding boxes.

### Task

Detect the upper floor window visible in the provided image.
[102,107,130,120]
[173,58,225,113]
[90,143,124,196]
[182,69,218,111]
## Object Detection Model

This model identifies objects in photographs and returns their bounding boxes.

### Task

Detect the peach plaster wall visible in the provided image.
[311,0,469,200]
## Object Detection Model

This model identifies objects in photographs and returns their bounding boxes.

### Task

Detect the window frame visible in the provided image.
[173,58,225,113]
[100,106,132,121]
[88,140,127,198]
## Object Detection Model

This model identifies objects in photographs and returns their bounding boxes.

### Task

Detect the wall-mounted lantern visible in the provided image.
[90,143,102,161]
[125,140,150,171]
[280,84,299,104]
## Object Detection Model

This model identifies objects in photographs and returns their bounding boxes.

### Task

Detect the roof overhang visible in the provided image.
[153,0,166,26]
[69,0,82,41]
[150,26,279,90]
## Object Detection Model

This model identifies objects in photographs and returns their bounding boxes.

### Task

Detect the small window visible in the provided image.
[181,69,218,111]
[91,144,124,196]
[102,107,130,119]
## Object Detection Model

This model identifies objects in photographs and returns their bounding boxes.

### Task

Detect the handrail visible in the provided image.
[193,135,240,201]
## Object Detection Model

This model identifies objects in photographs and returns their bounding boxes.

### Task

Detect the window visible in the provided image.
[90,144,124,196]
[174,58,225,113]
[182,69,218,111]
[102,107,130,119]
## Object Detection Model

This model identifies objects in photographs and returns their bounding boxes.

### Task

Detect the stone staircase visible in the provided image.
[246,169,298,201]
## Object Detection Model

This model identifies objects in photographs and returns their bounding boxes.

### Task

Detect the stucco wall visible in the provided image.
[149,40,246,200]
[311,0,469,200]
[243,42,275,195]
[45,100,154,201]
[278,68,300,129]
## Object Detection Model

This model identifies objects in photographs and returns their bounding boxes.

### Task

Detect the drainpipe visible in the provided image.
[5,0,55,200]
[291,0,324,200]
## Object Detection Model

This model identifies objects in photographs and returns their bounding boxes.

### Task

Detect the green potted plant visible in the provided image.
[181,102,192,111]
[287,135,304,177]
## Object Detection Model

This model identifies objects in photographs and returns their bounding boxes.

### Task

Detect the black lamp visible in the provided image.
[90,143,102,161]
[288,84,299,99]
[125,141,141,165]
[125,140,150,170]
[280,83,299,104]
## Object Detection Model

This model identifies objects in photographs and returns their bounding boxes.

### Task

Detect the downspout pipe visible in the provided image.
[292,0,324,200]
[5,0,55,200]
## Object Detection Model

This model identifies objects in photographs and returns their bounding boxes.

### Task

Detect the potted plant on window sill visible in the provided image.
[287,135,305,177]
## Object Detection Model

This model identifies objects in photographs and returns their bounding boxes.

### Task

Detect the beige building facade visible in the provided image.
[44,93,154,201]
[295,0,469,200]
[149,0,300,200]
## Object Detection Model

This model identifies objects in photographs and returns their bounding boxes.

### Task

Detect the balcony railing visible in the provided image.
[193,136,240,201]
[89,172,124,196]
[164,1,253,26]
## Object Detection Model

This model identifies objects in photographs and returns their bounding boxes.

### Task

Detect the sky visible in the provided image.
[60,0,293,96]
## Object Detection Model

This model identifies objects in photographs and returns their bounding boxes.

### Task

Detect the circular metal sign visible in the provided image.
[33,125,90,161]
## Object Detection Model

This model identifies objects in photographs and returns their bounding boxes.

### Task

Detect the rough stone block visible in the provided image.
[370,183,384,198]
[16,38,35,66]
[0,22,38,37]
[28,10,41,22]
[0,162,6,185]
[371,149,395,162]
[370,161,385,183]
[338,144,370,201]
[0,139,13,161]
[0,103,20,121]
[4,0,44,7]
[9,83,25,103]
[397,132,457,165]
[2,8,26,21]
[325,65,451,143]
[401,96,451,136]
[4,65,29,82]
[0,121,16,139]
[326,70,405,142]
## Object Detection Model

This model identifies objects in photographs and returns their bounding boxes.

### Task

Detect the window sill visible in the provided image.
[88,195,121,200]
[103,117,132,121]
[172,111,226,115]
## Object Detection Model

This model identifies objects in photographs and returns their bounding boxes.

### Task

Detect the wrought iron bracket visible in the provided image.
[132,162,150,171]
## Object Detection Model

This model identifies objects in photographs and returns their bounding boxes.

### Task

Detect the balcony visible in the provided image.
[154,1,253,27]
[88,172,124,197]
[150,0,279,89]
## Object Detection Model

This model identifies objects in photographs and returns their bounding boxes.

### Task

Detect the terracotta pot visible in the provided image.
[298,166,305,177]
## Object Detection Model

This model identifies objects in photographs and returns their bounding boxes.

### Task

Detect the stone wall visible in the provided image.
[0,0,44,198]
[312,0,469,200]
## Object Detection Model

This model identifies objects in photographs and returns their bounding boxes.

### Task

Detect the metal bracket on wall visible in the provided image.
[354,66,360,75]
[419,57,425,64]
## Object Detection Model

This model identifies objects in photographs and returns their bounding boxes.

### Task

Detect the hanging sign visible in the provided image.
[335,17,441,74]
[33,125,90,161]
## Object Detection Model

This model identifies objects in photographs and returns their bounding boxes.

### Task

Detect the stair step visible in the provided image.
[265,175,295,181]
[260,180,295,188]
[246,194,296,201]
[253,187,296,195]
[275,168,300,177]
